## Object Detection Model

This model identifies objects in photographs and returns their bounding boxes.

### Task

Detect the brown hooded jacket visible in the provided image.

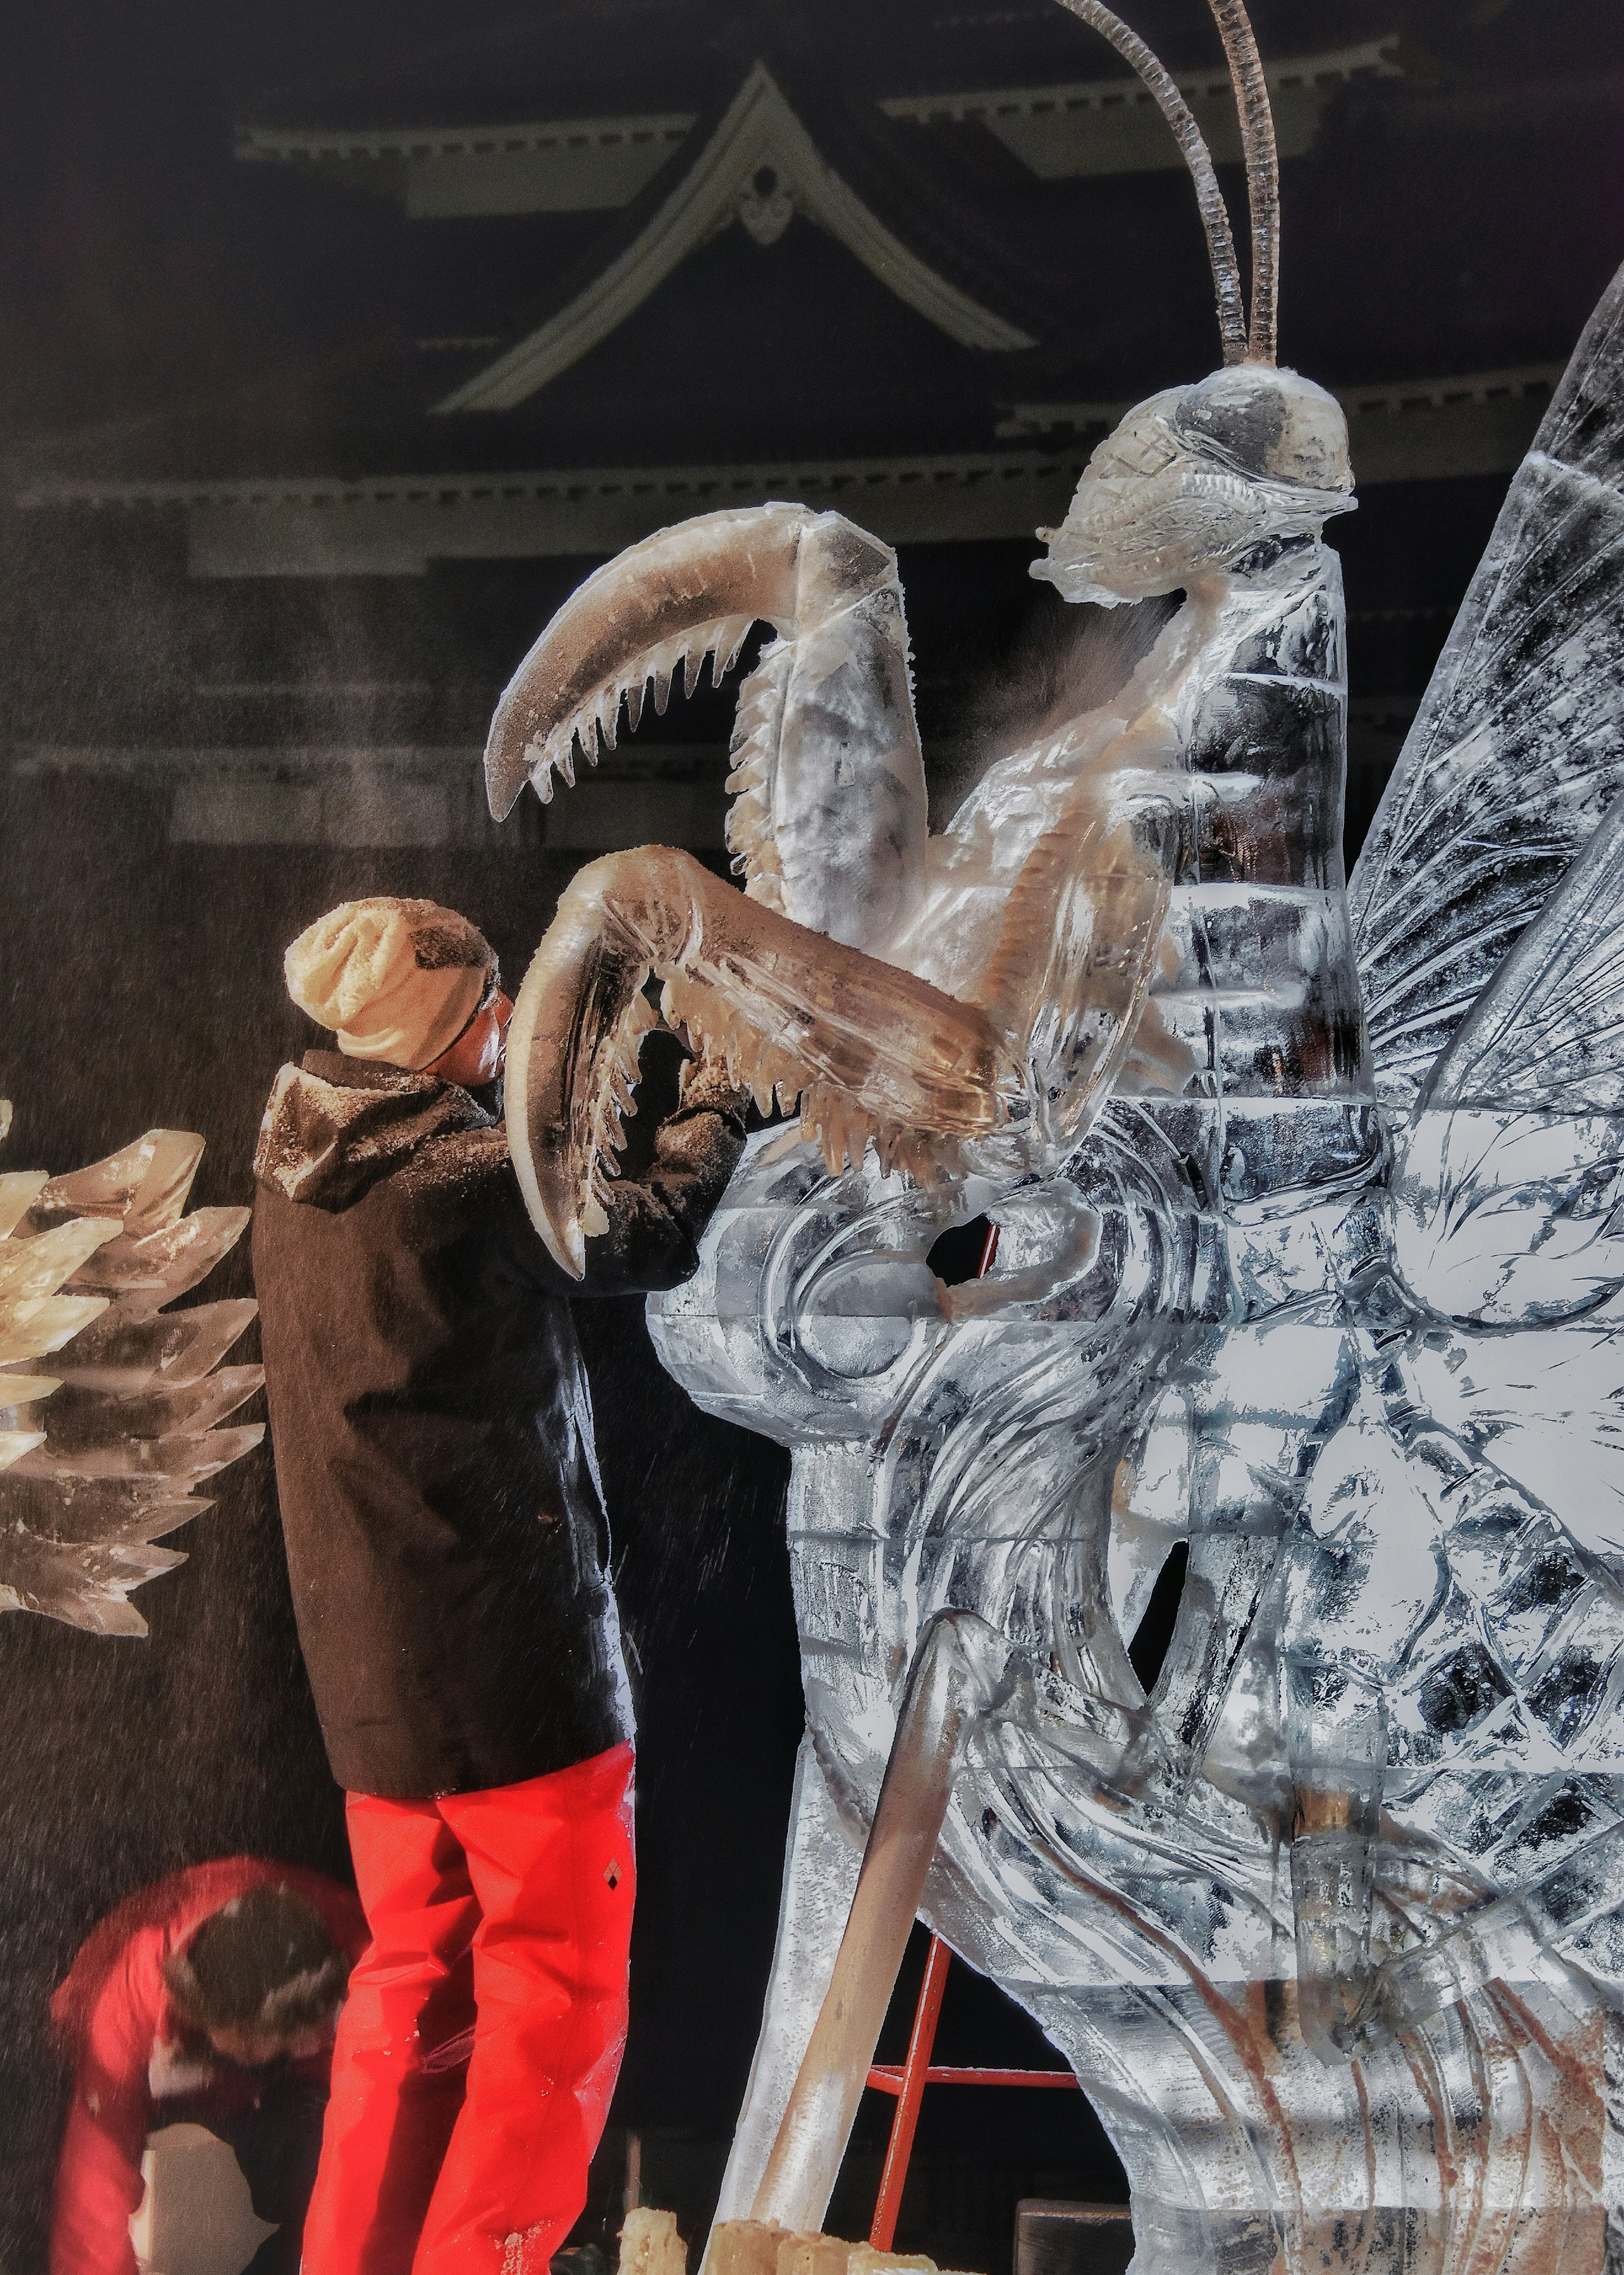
[251,1047,744,1798]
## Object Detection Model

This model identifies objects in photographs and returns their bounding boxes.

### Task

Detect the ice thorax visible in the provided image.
[0,1114,262,1633]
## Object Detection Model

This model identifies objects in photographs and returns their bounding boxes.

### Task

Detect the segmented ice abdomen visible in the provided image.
[1140,536,1374,1130]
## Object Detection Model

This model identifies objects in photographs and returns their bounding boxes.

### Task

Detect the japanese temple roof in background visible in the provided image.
[17,368,1565,577]
[229,0,1390,130]
[12,0,1624,559]
[220,0,1602,134]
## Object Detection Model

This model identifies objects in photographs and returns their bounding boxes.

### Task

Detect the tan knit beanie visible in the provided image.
[284,898,497,1069]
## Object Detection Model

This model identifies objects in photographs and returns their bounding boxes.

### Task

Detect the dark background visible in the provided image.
[3,2,1623,2270]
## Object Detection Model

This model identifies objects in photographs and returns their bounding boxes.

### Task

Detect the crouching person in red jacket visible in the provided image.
[252,899,747,2275]
[49,1858,367,2275]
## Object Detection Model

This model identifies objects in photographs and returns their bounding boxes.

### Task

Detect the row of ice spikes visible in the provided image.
[579,966,956,1223]
[723,635,791,911]
[721,619,918,907]
[576,981,665,1240]
[522,615,758,804]
[0,1200,118,1469]
[0,1127,198,1418]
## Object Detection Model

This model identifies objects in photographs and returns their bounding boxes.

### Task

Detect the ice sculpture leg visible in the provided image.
[710,1738,865,2236]
[754,1613,1008,2234]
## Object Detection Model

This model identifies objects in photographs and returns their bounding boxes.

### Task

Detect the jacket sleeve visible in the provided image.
[576,1057,749,1298]
[49,1948,153,2275]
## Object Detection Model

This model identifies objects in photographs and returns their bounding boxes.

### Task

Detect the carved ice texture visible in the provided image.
[0,1110,262,1634]
[485,5,1624,2267]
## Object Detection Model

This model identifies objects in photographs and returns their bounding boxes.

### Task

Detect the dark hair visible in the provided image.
[162,1885,350,2038]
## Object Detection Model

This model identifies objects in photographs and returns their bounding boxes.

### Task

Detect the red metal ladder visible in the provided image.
[864,1934,1079,2251]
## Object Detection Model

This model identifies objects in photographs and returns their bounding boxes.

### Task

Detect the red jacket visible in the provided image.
[49,1857,367,2275]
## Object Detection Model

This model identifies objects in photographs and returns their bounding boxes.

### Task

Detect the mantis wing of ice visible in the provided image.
[1302,801,1624,2059]
[0,1112,263,1636]
[1350,258,1624,1108]
[1415,791,1624,1122]
[1386,793,1624,1567]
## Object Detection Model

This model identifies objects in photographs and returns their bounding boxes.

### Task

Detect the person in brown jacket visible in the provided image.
[250,897,745,2275]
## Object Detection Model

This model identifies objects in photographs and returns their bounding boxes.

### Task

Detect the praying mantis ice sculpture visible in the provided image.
[0,1109,263,1633]
[487,4,1624,2271]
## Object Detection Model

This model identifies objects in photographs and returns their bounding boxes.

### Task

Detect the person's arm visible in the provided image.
[49,1953,154,2275]
[578,1054,749,1297]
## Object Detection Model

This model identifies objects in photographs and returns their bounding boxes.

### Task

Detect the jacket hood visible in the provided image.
[255,1050,499,1210]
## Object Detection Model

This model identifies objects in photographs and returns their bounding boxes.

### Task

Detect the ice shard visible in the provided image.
[0,1111,263,1634]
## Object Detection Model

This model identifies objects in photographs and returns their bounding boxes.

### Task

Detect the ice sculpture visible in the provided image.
[485,1,1624,2268]
[0,1107,263,1633]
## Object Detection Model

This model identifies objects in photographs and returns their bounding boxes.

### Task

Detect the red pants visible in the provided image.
[303,1743,636,2275]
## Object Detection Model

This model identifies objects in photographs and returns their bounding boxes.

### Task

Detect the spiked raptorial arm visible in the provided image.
[483,505,797,818]
[485,505,930,959]
[504,847,1018,1277]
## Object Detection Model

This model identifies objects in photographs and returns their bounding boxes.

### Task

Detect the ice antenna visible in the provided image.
[1205,0,1280,363]
[1053,0,1249,365]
